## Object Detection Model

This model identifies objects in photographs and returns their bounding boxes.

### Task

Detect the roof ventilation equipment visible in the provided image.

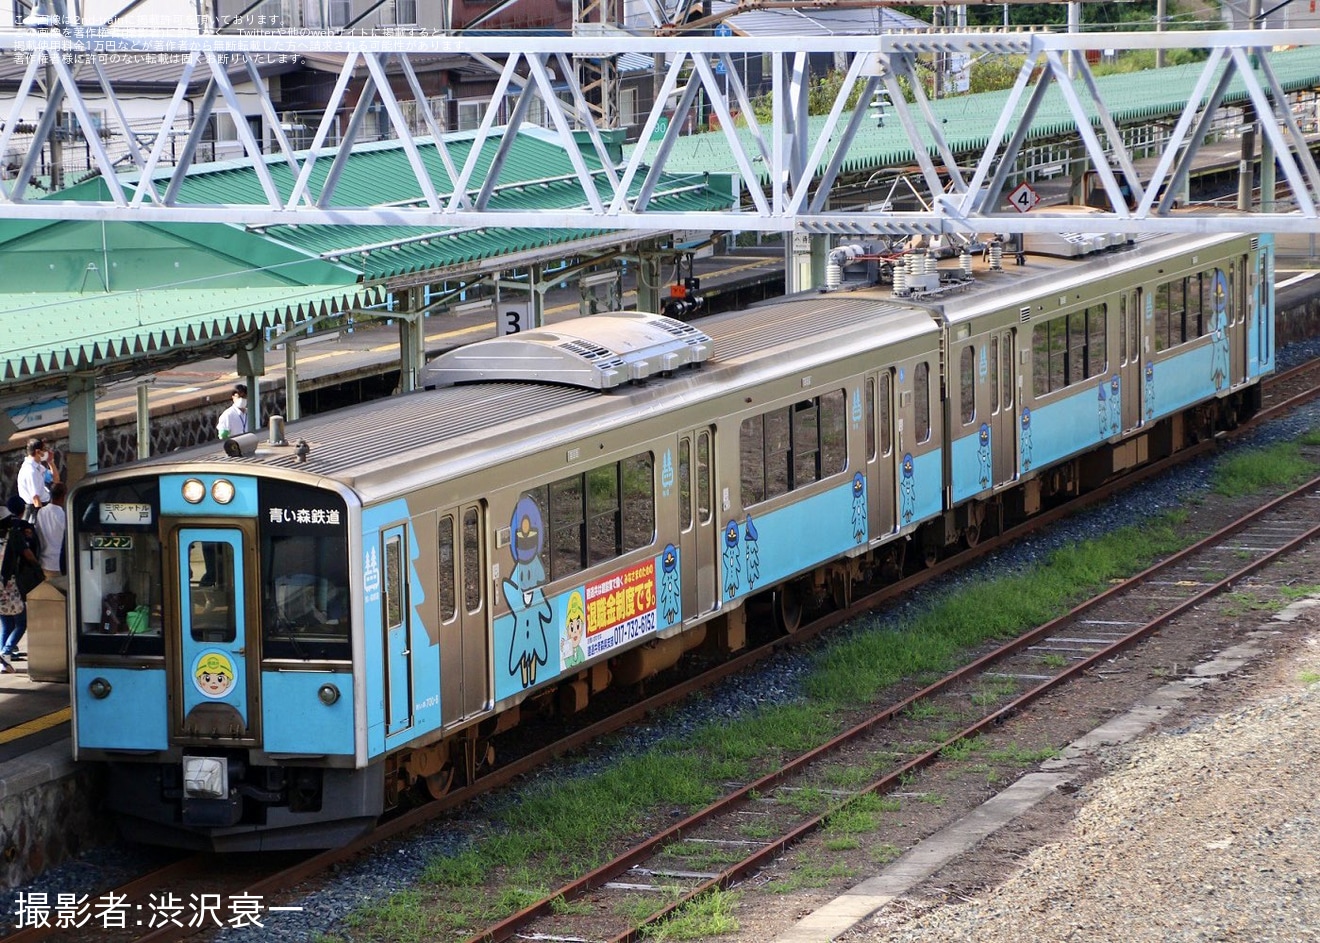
[420,311,713,392]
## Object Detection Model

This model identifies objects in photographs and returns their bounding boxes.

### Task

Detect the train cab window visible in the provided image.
[71,479,164,655]
[914,362,931,444]
[187,541,236,643]
[959,346,976,424]
[260,533,350,660]
[439,515,457,623]
[463,507,482,614]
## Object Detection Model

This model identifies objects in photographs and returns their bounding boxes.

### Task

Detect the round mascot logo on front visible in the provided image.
[193,650,237,699]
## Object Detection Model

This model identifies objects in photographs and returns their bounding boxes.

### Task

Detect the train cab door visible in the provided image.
[438,506,490,723]
[679,428,718,623]
[868,371,897,536]
[174,526,258,742]
[1119,291,1142,431]
[989,330,1018,485]
[381,525,413,737]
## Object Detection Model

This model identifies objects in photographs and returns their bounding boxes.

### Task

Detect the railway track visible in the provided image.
[7,358,1320,943]
[463,470,1320,943]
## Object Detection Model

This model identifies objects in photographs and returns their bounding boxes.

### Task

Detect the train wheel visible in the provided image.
[775,582,804,634]
[424,768,455,800]
[830,571,853,610]
[923,544,940,568]
[965,522,981,548]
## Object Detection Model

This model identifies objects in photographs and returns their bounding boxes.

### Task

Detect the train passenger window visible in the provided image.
[551,477,585,580]
[879,372,893,456]
[1067,315,1086,383]
[821,389,847,475]
[959,346,976,424]
[463,507,481,614]
[793,400,821,487]
[764,407,791,500]
[989,338,1000,414]
[914,362,931,444]
[740,416,765,505]
[1153,282,1171,351]
[865,379,876,460]
[188,541,236,643]
[679,437,693,531]
[1087,304,1107,375]
[621,453,655,549]
[1119,295,1130,364]
[383,535,403,631]
[696,432,712,525]
[438,515,457,623]
[587,466,620,566]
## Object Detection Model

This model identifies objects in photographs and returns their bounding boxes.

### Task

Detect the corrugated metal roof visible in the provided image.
[0,284,381,385]
[713,0,929,35]
[630,47,1320,182]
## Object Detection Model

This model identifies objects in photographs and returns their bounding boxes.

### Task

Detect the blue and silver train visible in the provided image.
[67,229,1274,850]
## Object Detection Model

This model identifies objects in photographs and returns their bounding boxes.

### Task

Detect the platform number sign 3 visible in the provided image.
[1009,182,1041,214]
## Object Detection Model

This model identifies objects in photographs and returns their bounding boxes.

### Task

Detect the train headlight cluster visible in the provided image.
[318,683,341,706]
[211,479,236,504]
[181,478,206,504]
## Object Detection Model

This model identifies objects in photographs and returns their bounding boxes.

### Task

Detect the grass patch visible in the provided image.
[765,857,856,893]
[642,889,740,940]
[1299,670,1320,685]
[1212,441,1316,497]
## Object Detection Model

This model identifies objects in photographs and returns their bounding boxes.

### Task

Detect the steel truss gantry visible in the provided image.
[1,28,1319,235]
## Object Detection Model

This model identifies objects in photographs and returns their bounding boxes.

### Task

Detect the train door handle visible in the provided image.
[233,648,245,656]
[401,649,411,656]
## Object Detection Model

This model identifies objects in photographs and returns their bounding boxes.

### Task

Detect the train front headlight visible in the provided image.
[88,677,112,699]
[210,479,236,504]
[181,478,206,504]
[318,683,341,706]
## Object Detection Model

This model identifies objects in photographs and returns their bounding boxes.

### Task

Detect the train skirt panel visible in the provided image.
[74,665,170,751]
[261,669,356,756]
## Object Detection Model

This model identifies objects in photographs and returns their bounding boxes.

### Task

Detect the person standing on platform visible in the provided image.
[35,482,67,581]
[16,437,56,521]
[217,384,249,439]
[1,494,42,665]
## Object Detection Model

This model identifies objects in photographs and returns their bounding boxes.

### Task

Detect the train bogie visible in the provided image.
[67,233,1275,850]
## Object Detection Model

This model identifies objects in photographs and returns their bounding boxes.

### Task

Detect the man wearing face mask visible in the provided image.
[217,384,249,439]
[17,437,56,521]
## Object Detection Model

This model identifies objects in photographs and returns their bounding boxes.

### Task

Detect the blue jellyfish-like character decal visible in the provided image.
[658,543,681,626]
[1210,270,1230,391]
[1020,408,1034,471]
[722,519,743,599]
[977,423,991,489]
[1108,374,1121,434]
[744,516,762,588]
[661,448,675,497]
[1144,362,1156,420]
[850,472,867,542]
[1097,381,1109,437]
[502,496,553,689]
[899,452,917,524]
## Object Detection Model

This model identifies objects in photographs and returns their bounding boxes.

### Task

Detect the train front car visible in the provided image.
[68,469,375,851]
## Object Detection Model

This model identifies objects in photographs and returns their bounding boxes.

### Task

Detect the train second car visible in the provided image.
[67,229,1275,850]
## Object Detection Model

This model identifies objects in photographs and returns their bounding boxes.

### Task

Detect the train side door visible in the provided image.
[174,526,257,742]
[990,330,1017,485]
[438,506,490,723]
[1119,291,1142,431]
[381,525,413,737]
[679,428,717,623]
[868,372,897,536]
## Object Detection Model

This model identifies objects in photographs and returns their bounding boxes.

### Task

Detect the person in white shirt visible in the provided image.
[217,384,249,439]
[16,437,56,519]
[35,482,67,579]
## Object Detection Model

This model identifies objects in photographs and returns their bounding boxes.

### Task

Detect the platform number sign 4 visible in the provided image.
[1009,182,1041,214]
